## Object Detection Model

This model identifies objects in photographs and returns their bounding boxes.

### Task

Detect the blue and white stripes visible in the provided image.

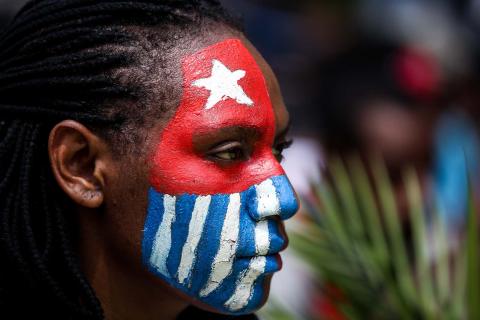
[142,175,298,314]
[177,195,211,284]
[200,193,241,297]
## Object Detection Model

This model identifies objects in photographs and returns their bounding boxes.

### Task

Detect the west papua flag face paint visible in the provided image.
[142,39,299,314]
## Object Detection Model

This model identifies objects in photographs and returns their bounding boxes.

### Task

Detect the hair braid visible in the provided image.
[0,0,238,318]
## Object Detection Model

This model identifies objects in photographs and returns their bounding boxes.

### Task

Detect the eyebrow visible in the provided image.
[192,126,261,147]
[206,126,261,140]
[193,122,290,148]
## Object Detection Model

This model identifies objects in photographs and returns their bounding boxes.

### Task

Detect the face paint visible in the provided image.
[142,39,299,314]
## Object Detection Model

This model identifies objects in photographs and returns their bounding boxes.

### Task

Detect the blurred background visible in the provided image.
[3,0,480,318]
[219,0,480,319]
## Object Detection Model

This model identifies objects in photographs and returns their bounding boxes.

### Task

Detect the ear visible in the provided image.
[48,120,109,209]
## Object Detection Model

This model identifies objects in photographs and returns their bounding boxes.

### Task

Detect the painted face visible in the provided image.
[142,39,298,314]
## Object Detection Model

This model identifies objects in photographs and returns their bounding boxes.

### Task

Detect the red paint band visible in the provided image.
[150,39,284,195]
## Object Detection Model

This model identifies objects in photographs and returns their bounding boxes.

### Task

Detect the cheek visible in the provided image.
[89,165,151,272]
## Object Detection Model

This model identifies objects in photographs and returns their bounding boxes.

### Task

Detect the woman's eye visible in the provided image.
[214,149,243,161]
[209,142,246,162]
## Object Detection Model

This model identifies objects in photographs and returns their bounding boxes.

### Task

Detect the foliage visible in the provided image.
[286,157,478,319]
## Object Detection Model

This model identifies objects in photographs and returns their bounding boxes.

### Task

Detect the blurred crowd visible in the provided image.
[221,0,480,220]
[2,0,480,318]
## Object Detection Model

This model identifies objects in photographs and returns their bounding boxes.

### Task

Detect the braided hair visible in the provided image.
[0,1,238,318]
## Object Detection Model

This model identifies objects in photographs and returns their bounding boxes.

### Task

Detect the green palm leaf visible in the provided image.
[265,157,479,320]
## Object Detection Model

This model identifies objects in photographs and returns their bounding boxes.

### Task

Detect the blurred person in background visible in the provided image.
[356,0,480,227]
[315,41,445,219]
[282,0,480,230]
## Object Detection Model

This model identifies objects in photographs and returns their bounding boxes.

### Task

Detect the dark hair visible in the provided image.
[0,1,237,318]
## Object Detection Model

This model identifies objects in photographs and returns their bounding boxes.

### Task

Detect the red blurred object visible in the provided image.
[312,284,346,320]
[393,47,441,101]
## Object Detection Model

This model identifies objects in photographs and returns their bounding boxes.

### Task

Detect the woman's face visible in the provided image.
[143,38,298,314]
[79,35,298,316]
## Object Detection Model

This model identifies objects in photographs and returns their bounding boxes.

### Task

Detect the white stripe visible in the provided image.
[199,193,241,297]
[177,195,212,284]
[150,195,176,277]
[255,179,280,219]
[224,256,266,311]
[254,220,270,255]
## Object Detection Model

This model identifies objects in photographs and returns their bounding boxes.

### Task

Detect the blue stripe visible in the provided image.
[167,194,197,279]
[268,219,284,254]
[189,193,229,294]
[242,274,267,313]
[142,188,164,270]
[271,175,298,220]
[238,190,256,257]
[246,183,259,220]
[214,257,253,314]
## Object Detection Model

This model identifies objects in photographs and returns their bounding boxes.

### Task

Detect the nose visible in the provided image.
[247,175,299,221]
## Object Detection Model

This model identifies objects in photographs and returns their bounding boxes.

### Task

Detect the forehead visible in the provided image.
[172,38,276,135]
[149,30,289,135]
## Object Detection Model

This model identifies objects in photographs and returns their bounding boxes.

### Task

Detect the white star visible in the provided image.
[193,59,254,110]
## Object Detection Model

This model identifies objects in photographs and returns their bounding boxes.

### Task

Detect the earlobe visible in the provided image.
[48,120,108,209]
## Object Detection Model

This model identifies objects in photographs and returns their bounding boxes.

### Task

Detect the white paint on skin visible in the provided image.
[200,193,241,297]
[224,256,267,311]
[193,59,254,110]
[254,220,270,255]
[150,195,177,277]
[255,179,280,219]
[177,195,212,285]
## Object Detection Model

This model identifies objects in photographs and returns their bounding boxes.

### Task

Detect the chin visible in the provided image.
[189,273,274,315]
[145,253,279,315]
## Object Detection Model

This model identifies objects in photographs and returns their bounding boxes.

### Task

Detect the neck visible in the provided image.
[77,210,188,320]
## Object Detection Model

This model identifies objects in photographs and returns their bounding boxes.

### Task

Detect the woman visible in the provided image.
[0,0,299,319]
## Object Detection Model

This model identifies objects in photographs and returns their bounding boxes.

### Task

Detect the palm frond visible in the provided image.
[283,157,478,319]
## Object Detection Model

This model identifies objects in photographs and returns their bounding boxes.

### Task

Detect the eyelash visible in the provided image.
[208,142,246,162]
[210,140,293,163]
[213,146,245,161]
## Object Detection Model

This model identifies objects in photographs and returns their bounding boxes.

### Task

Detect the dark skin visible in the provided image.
[48,27,291,320]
